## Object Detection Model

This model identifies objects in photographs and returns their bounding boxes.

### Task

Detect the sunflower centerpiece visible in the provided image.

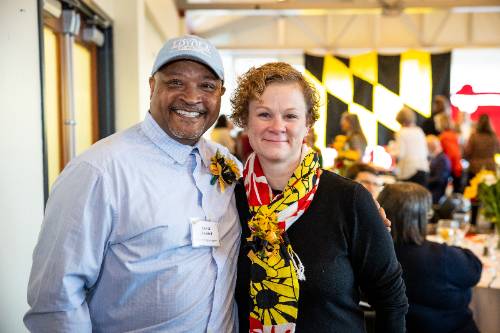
[464,169,500,248]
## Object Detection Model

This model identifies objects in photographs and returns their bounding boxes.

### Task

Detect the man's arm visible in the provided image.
[24,161,113,332]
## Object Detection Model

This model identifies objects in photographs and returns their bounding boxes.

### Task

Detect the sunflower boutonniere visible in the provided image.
[209,150,241,192]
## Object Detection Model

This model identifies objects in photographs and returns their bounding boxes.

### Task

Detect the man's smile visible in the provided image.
[170,107,206,119]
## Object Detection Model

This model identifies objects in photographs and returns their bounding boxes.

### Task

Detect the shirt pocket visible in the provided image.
[110,223,190,265]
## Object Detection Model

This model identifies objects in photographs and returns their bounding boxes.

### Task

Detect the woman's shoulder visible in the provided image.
[317,170,368,205]
[423,240,480,262]
[319,169,359,189]
[396,241,466,264]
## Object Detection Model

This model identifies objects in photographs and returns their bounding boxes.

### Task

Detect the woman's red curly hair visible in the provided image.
[230,62,320,128]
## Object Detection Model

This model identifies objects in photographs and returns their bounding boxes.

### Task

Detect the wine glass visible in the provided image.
[436,219,458,245]
[452,212,471,246]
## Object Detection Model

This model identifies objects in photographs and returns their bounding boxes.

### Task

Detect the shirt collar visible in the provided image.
[196,137,213,169]
[141,112,208,165]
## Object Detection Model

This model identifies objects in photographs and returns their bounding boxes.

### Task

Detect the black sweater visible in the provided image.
[235,171,408,332]
[395,241,482,333]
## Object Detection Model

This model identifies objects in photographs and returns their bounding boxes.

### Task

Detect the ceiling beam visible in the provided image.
[329,14,357,49]
[175,0,500,11]
[212,41,498,50]
[428,10,451,46]
[197,16,275,38]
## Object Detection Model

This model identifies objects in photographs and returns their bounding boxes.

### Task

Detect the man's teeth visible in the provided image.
[175,110,201,118]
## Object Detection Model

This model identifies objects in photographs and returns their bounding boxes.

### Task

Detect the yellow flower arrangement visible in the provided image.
[331,134,360,176]
[332,135,347,151]
[247,211,282,258]
[209,150,240,192]
[464,169,500,224]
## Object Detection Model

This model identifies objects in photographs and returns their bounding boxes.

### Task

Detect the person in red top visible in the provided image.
[436,113,464,193]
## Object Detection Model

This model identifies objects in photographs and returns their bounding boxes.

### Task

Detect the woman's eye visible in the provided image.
[257,112,271,119]
[285,113,299,119]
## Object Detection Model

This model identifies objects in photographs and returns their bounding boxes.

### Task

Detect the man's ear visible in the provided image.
[149,76,156,99]
[221,85,226,96]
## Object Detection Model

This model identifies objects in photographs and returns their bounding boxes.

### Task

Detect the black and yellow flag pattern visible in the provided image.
[304,51,450,147]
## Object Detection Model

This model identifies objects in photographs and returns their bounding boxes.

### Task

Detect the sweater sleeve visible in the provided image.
[445,246,482,288]
[349,184,408,333]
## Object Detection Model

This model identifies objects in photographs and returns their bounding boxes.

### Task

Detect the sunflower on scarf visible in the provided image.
[243,146,321,333]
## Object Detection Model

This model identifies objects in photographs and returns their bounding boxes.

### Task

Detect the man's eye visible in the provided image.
[200,82,216,91]
[166,80,183,87]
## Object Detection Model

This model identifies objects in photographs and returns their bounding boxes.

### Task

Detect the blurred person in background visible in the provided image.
[211,114,236,153]
[394,106,429,186]
[339,112,368,160]
[464,114,500,182]
[423,95,449,135]
[435,113,464,193]
[234,129,253,163]
[464,114,500,225]
[426,135,451,205]
[422,95,450,135]
[345,163,383,198]
[304,127,323,167]
[379,182,482,333]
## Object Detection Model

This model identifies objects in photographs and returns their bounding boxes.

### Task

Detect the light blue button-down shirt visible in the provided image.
[25,113,241,332]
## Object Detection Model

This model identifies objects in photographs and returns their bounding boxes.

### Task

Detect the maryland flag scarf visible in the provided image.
[243,146,321,333]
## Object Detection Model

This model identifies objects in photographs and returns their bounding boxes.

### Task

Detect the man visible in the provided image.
[345,162,393,233]
[24,35,241,332]
[345,163,383,198]
[426,134,451,204]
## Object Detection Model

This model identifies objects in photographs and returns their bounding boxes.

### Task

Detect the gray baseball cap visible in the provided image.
[151,35,224,81]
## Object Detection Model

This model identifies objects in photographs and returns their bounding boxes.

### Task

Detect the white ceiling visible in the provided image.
[174,0,500,50]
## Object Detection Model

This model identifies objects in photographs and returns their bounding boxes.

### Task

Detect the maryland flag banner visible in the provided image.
[304,51,451,147]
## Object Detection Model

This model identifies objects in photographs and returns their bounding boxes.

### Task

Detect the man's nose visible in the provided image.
[181,85,202,104]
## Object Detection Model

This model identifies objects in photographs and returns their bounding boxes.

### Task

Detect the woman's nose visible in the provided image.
[269,116,285,132]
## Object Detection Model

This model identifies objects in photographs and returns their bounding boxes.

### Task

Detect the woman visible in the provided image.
[210,114,236,153]
[463,114,500,225]
[394,106,429,186]
[435,113,464,193]
[339,112,368,160]
[378,182,482,333]
[304,128,323,167]
[464,114,500,181]
[231,62,407,332]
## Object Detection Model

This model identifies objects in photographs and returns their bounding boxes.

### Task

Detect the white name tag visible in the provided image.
[190,219,220,247]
